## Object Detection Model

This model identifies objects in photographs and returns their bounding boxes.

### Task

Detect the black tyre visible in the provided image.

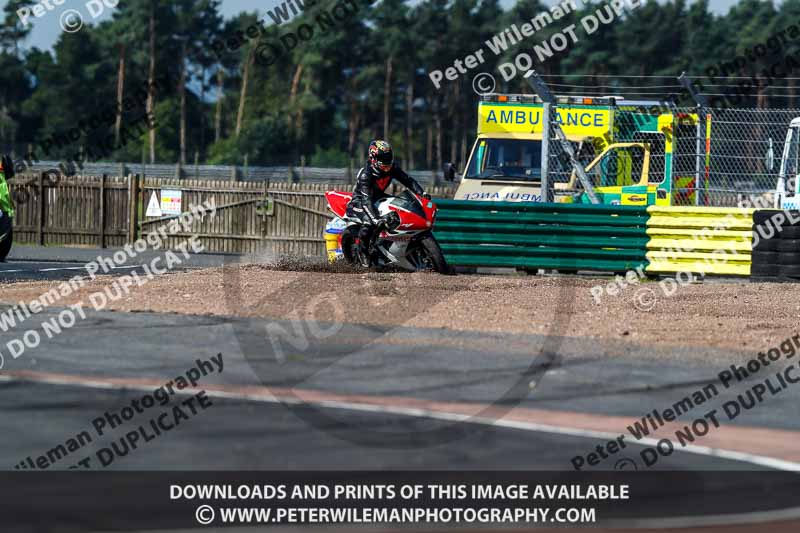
[407,235,451,274]
[779,265,800,278]
[752,235,781,251]
[751,250,779,264]
[340,226,364,266]
[750,276,785,283]
[0,225,11,262]
[785,210,800,226]
[778,239,800,252]
[754,210,785,225]
[782,226,800,239]
[779,252,800,265]
[751,263,780,276]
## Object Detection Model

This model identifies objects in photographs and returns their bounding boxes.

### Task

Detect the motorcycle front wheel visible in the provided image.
[407,234,451,274]
[340,226,370,268]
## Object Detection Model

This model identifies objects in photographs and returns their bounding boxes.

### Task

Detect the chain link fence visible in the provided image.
[542,105,799,207]
[702,107,797,207]
[0,155,448,186]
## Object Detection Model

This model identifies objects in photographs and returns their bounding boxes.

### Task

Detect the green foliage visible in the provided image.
[1,0,799,170]
[311,146,349,167]
[206,116,293,165]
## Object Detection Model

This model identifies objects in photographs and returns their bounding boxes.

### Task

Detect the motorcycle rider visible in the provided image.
[0,155,15,261]
[347,140,429,262]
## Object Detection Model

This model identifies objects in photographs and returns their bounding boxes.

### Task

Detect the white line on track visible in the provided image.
[2,371,800,527]
[2,370,800,473]
[14,265,147,273]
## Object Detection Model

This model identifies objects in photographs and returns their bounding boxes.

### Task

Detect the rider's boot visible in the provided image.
[356,225,373,267]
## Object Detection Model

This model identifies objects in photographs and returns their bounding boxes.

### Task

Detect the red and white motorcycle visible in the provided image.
[324,190,450,273]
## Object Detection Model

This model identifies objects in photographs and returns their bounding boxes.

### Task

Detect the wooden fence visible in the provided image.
[11,173,131,248]
[9,173,458,257]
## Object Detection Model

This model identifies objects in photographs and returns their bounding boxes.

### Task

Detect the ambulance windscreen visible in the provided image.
[465,139,543,181]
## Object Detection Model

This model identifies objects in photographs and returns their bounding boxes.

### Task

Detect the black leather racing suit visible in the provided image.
[346,164,425,253]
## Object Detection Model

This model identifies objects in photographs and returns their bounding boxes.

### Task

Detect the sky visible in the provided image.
[2,0,742,52]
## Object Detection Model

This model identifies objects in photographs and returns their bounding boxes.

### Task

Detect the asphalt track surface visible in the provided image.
[1,307,797,469]
[3,263,800,529]
[0,260,151,282]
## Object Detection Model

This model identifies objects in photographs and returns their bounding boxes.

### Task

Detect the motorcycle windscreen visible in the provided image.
[389,191,426,219]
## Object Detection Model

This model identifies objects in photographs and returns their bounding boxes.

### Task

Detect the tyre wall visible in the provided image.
[751,210,800,282]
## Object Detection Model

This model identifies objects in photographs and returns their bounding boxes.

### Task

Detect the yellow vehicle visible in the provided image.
[454,94,710,206]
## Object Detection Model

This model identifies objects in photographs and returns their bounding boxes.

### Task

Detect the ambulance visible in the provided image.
[454,94,710,206]
[776,117,800,209]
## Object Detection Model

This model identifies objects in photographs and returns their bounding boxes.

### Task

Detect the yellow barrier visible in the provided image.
[645,206,755,276]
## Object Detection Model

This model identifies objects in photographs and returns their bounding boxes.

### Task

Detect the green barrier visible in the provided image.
[442,255,646,271]
[435,232,648,249]
[441,244,647,260]
[437,211,647,227]
[435,199,648,214]
[433,221,649,236]
[432,200,650,272]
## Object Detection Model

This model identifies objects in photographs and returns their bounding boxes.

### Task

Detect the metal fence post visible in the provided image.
[526,71,599,204]
[541,103,551,203]
[695,106,703,206]
[678,73,709,207]
[37,171,45,246]
[128,173,140,243]
[99,173,106,248]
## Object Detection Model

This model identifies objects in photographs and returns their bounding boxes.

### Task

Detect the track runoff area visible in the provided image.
[1,237,800,532]
[5,83,800,533]
[1,193,798,529]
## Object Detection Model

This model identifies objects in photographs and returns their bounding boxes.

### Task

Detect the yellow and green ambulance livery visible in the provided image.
[455,94,710,206]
